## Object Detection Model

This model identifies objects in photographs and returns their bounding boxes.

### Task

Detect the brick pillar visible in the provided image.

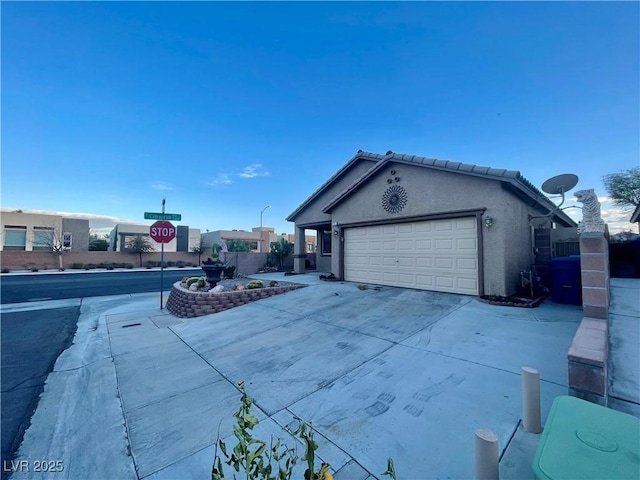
[579,232,610,319]
[292,226,306,274]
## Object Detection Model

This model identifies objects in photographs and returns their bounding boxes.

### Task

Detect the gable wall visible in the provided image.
[329,162,541,296]
[291,159,378,226]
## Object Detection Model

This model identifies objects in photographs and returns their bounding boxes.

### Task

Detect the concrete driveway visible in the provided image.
[10,273,583,480]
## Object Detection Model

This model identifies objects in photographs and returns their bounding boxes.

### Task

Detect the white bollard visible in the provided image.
[474,428,499,480]
[522,366,542,433]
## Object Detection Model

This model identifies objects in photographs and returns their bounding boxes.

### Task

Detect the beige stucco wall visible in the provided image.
[1,212,63,251]
[327,162,545,296]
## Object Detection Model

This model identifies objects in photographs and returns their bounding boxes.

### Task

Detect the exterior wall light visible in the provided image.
[484,216,494,228]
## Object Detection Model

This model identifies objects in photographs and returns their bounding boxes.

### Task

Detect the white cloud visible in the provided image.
[151,181,174,191]
[206,174,233,186]
[239,164,270,179]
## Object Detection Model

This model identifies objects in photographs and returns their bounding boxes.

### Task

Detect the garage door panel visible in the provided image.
[344,217,478,295]
[415,239,432,250]
[435,239,454,250]
[398,240,413,250]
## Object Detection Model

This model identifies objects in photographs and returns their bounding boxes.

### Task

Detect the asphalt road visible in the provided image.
[1,306,80,478]
[0,269,202,304]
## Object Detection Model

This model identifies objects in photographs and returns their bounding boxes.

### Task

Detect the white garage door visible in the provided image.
[344,217,478,295]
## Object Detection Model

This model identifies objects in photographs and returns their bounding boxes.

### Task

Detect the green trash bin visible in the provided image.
[532,396,640,479]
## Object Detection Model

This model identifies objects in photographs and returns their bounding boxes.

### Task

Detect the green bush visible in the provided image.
[71,263,84,269]
[84,263,97,270]
[1,268,10,274]
[224,266,236,279]
[197,278,206,288]
[124,263,134,269]
[31,267,39,272]
[176,260,186,268]
[246,280,264,289]
[167,261,176,267]
[186,277,201,287]
[144,261,156,268]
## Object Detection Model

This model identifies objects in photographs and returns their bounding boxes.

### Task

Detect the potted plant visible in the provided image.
[201,243,227,287]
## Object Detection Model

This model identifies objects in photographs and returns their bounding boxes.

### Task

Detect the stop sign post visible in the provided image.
[150,220,176,243]
[149,216,177,310]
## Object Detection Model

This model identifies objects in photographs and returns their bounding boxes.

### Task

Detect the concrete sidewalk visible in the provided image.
[608,278,640,417]
[9,273,585,479]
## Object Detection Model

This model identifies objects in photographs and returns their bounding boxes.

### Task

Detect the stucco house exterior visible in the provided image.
[287,150,577,297]
[109,223,200,253]
[1,210,89,251]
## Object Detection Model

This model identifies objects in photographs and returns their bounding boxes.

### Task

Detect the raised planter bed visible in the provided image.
[166,280,305,318]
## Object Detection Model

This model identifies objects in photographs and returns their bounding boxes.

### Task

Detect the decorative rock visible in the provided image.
[210,285,224,293]
[189,284,198,291]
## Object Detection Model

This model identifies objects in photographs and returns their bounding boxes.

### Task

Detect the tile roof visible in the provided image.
[290,150,577,227]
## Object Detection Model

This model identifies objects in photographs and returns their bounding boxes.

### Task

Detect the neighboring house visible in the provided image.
[277,233,317,253]
[201,228,316,254]
[287,150,577,297]
[110,223,200,253]
[0,210,89,251]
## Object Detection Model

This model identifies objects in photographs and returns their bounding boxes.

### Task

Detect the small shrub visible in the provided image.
[186,277,201,287]
[144,261,156,268]
[124,263,134,269]
[176,260,186,268]
[1,268,10,274]
[224,266,236,279]
[197,278,206,288]
[246,280,264,289]
[31,267,39,272]
[85,263,97,270]
[71,263,84,269]
[106,264,114,270]
[167,261,176,267]
[97,262,109,269]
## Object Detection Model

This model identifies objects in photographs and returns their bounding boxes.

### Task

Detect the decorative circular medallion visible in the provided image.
[382,185,408,214]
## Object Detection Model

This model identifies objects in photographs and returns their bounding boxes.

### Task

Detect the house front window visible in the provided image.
[33,227,54,251]
[4,226,27,250]
[63,232,72,249]
[321,230,332,255]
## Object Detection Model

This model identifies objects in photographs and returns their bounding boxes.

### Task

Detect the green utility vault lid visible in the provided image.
[533,396,640,479]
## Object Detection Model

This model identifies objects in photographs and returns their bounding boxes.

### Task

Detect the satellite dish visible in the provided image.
[541,174,579,195]
[530,173,579,222]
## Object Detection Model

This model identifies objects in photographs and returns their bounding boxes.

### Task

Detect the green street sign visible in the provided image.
[144,212,182,221]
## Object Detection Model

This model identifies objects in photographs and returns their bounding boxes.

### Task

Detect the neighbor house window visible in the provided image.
[4,226,27,250]
[321,230,332,255]
[33,227,54,251]
[63,232,72,249]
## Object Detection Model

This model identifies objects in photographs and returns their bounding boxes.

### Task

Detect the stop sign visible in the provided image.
[149,220,176,243]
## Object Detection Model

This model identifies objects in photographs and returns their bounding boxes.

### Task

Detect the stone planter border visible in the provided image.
[166,281,305,318]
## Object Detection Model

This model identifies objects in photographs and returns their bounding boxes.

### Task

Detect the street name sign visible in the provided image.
[144,212,182,221]
[149,221,176,243]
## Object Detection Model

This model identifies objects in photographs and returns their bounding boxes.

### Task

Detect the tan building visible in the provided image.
[1,210,89,251]
[288,150,577,297]
[201,227,316,254]
[110,223,200,253]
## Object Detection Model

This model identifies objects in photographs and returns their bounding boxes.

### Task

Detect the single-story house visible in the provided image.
[287,150,577,297]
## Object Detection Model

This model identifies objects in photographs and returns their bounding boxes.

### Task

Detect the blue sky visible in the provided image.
[2,1,638,235]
